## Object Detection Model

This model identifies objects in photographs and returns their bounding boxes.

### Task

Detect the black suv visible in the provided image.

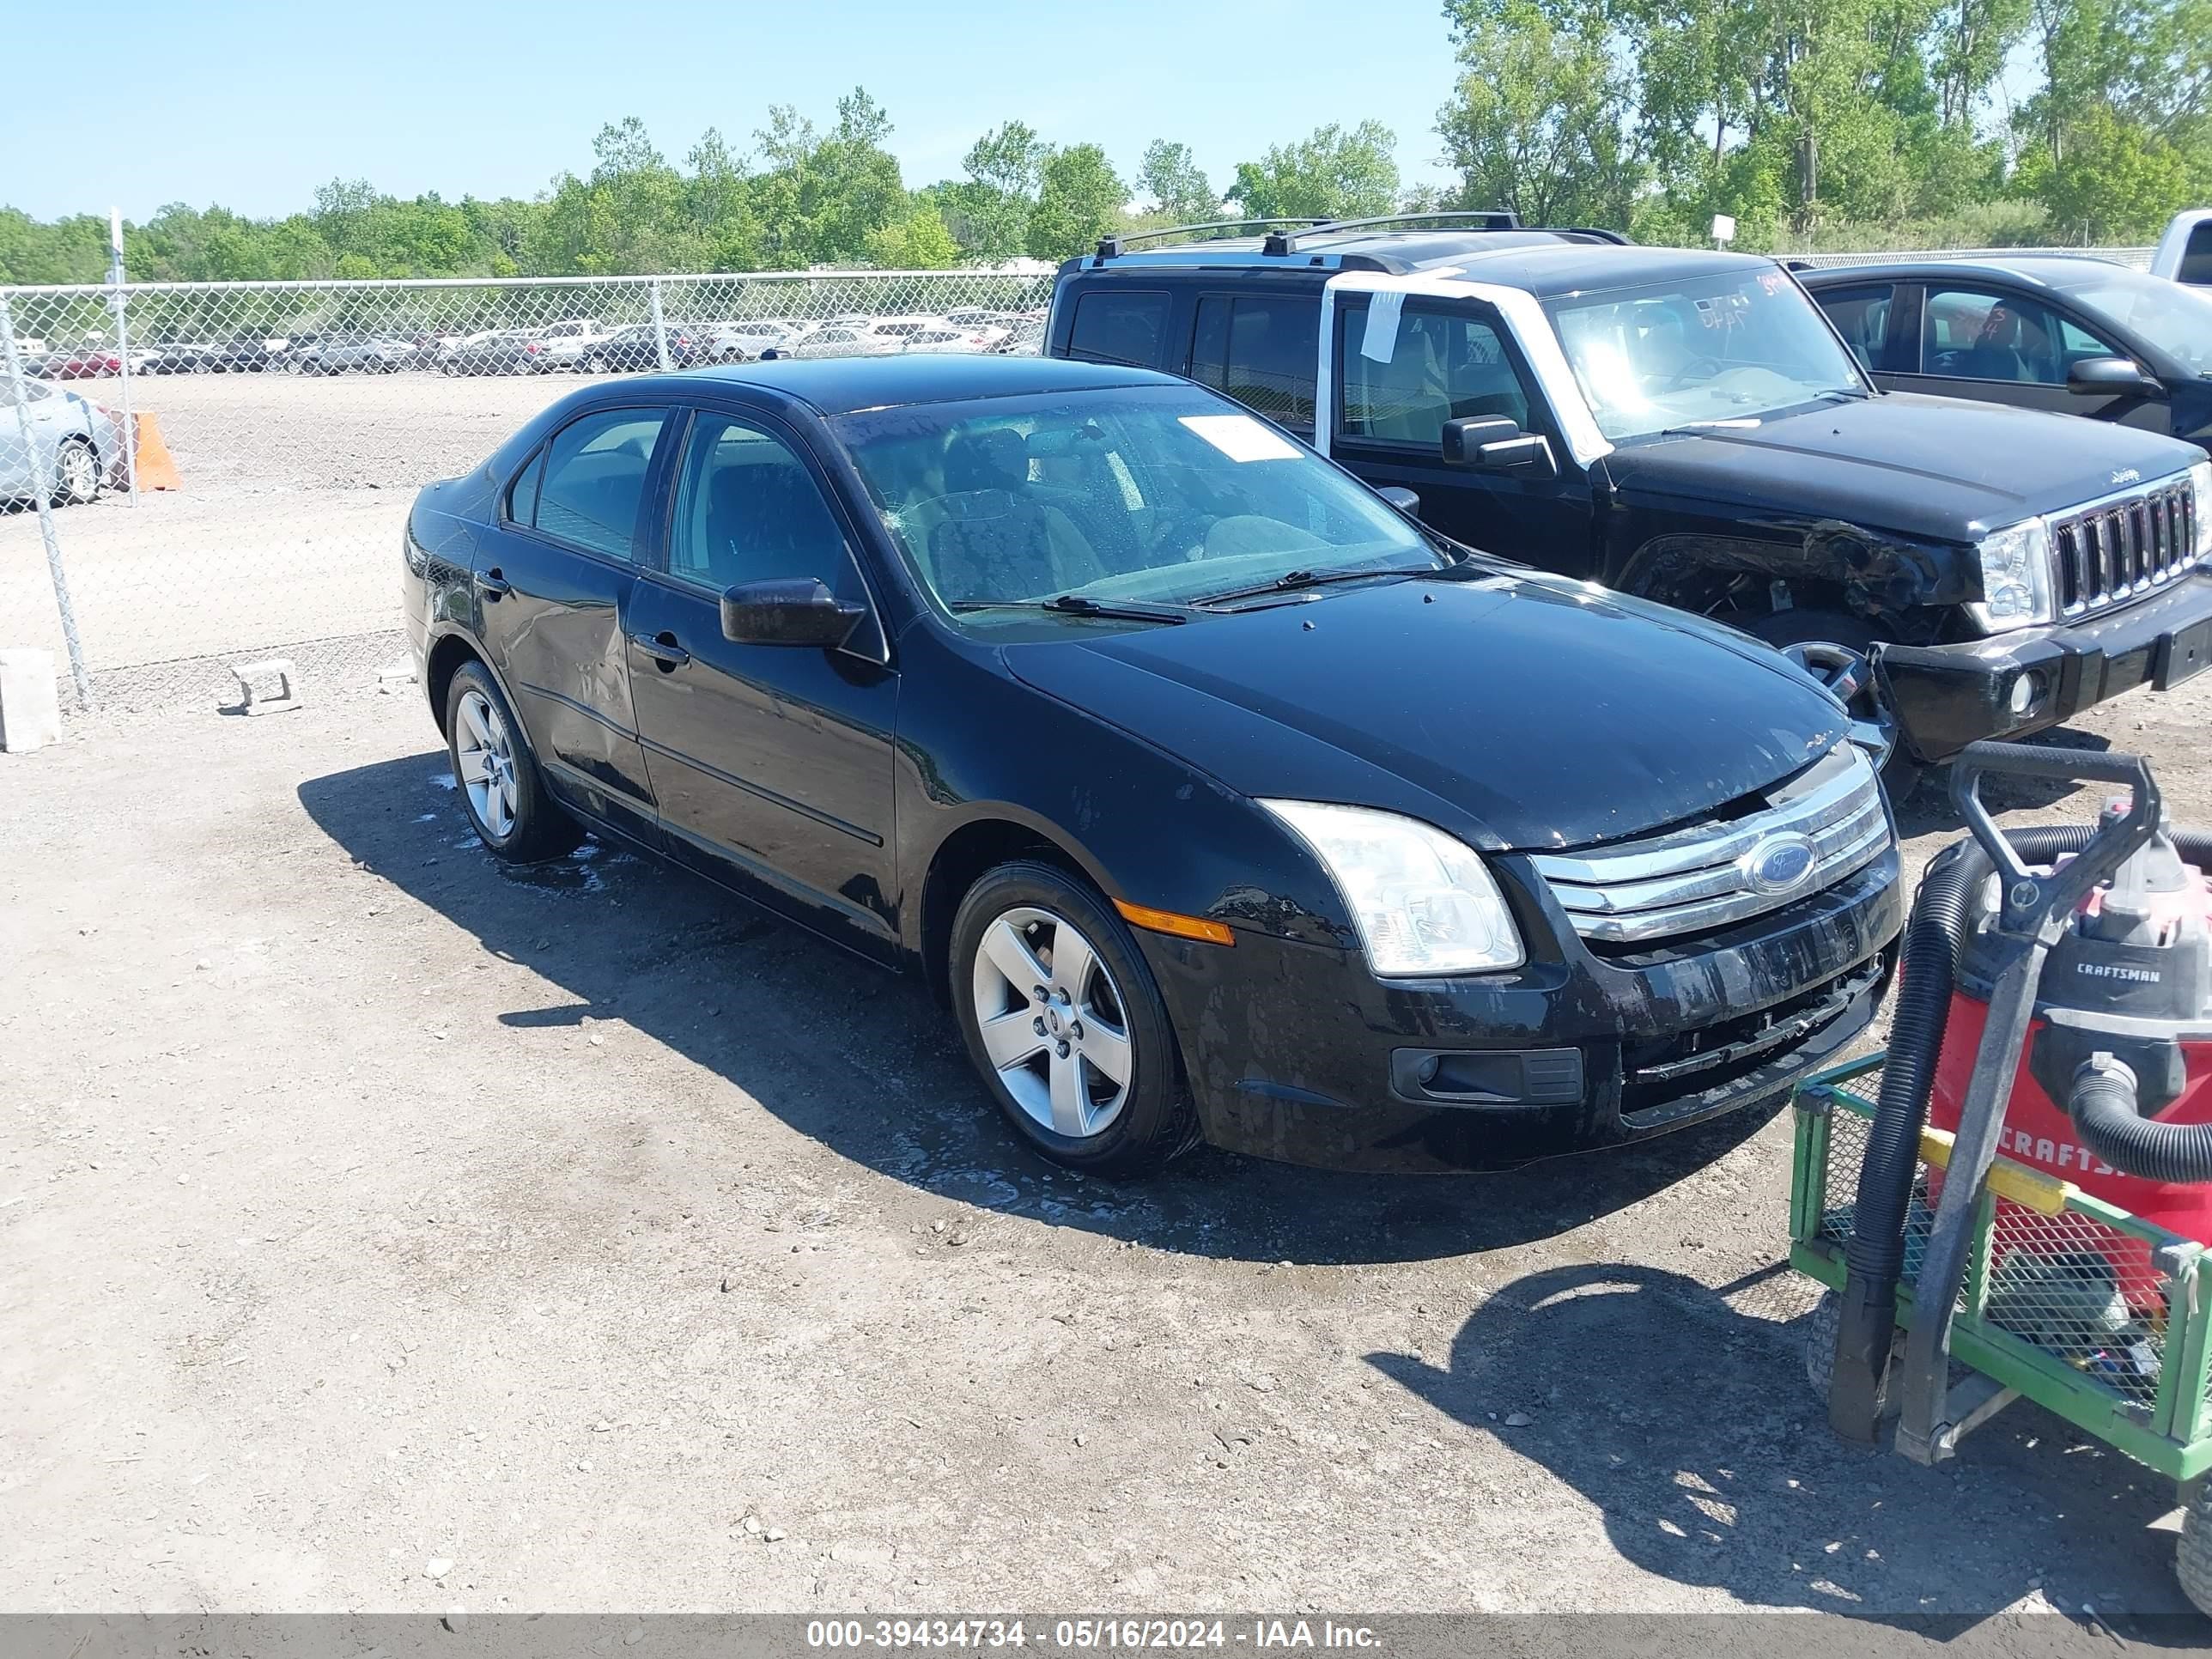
[1047,216,2212,781]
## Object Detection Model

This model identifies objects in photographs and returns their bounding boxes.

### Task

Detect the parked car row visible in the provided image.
[401,214,2210,1182]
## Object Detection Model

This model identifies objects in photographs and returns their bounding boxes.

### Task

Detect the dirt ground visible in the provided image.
[4,668,2212,1626]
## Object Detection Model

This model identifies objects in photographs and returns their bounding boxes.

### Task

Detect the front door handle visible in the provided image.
[476,568,512,598]
[630,630,690,669]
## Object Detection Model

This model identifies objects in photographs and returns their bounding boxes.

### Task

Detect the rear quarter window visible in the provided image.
[1066,289,1170,368]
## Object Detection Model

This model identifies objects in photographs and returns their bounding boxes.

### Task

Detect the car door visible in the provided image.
[1322,291,1596,571]
[0,375,52,496]
[471,403,672,846]
[623,404,901,959]
[1885,281,2142,424]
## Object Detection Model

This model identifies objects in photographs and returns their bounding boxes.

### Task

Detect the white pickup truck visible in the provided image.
[2152,210,2212,286]
[526,318,617,373]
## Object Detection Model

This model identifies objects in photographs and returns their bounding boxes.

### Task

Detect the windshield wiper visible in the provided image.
[946,593,1190,623]
[1188,565,1433,607]
[1817,386,1873,401]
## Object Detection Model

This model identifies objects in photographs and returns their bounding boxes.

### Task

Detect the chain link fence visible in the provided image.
[0,269,1053,715]
[0,246,2157,719]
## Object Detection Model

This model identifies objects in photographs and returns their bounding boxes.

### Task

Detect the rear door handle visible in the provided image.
[630,631,690,668]
[476,568,512,598]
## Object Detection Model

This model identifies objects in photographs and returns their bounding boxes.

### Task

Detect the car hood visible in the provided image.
[999,568,1850,853]
[1604,392,2208,541]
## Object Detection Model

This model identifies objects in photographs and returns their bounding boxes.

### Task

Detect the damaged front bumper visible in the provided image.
[1878,568,2212,763]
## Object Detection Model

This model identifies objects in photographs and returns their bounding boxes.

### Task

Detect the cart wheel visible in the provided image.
[2180,1479,2212,1619]
[1803,1291,1841,1399]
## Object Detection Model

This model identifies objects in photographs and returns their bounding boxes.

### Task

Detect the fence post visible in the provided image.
[1,295,96,711]
[107,209,139,504]
[648,277,672,371]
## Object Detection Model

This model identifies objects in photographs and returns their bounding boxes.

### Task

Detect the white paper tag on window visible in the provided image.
[1179,414,1300,462]
[1360,291,1407,363]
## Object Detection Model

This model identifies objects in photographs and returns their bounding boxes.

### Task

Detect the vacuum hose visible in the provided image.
[1831,820,2212,1441]
[2070,1055,2212,1185]
[1828,823,2091,1439]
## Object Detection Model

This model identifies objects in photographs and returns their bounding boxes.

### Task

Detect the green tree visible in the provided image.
[1226,121,1400,221]
[866,203,961,267]
[1026,143,1127,260]
[1435,0,1640,226]
[1136,140,1218,221]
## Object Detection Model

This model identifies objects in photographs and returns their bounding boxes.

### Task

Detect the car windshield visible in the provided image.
[1546,268,1870,440]
[2045,264,2212,376]
[832,385,1444,617]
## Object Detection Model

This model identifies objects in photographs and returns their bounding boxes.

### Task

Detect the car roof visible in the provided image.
[672,352,1182,414]
[1082,230,1771,297]
[1798,255,2138,292]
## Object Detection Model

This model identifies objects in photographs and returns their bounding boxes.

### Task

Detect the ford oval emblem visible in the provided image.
[1741,832,1818,896]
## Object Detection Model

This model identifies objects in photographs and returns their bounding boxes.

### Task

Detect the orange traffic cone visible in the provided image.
[130,410,182,491]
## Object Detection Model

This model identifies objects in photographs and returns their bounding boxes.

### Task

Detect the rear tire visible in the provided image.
[1745,608,1925,800]
[442,662,583,863]
[949,861,1199,1176]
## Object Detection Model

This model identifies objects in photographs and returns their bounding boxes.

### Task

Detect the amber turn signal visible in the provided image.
[1113,898,1234,946]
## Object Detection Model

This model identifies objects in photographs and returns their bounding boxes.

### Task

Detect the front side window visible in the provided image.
[1335,301,1532,447]
[833,385,1443,617]
[2045,264,2212,376]
[1191,295,1321,434]
[1545,268,1869,440]
[527,408,665,560]
[668,413,853,592]
[1066,289,1169,368]
[1920,288,2113,386]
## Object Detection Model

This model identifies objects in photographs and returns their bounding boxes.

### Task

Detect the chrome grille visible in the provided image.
[2051,474,2197,617]
[1529,746,1889,945]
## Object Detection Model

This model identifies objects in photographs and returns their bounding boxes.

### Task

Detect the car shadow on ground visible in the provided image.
[1368,1261,2203,1629]
[299,750,1778,1267]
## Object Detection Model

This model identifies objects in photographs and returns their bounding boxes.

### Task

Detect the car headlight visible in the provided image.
[1258,800,1524,975]
[1967,516,2054,631]
[2190,460,2212,562]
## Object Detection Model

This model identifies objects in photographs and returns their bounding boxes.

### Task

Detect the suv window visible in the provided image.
[1920,287,2118,385]
[527,408,666,559]
[1066,289,1169,368]
[1813,283,1896,372]
[668,413,852,592]
[1191,294,1321,434]
[1334,300,1532,447]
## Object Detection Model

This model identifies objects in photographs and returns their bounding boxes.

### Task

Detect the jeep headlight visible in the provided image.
[1259,800,1524,975]
[2190,460,2212,562]
[1967,516,2055,631]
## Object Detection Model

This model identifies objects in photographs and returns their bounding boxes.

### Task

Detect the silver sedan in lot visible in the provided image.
[0,374,124,507]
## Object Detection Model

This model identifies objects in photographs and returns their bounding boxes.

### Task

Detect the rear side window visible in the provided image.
[526,408,666,560]
[2183,222,2212,286]
[1066,289,1169,368]
[1813,283,1895,372]
[1191,295,1320,434]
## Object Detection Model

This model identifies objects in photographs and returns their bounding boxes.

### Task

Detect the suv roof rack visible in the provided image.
[1092,219,1327,264]
[1261,210,1523,253]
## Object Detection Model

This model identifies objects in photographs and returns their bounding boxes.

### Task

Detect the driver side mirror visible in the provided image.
[1441,415,1557,477]
[720,576,866,647]
[2066,356,2164,398]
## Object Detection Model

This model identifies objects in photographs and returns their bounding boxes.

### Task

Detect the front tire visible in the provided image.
[52,439,100,507]
[950,861,1198,1176]
[442,662,583,862]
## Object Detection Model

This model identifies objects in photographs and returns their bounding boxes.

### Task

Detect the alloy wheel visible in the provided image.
[969,905,1133,1139]
[454,688,521,841]
[56,443,98,503]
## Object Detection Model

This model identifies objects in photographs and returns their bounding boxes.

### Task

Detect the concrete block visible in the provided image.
[0,648,62,752]
[229,658,303,716]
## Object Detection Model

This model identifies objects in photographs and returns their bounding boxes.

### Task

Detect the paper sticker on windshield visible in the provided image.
[1360,291,1407,363]
[1180,414,1300,462]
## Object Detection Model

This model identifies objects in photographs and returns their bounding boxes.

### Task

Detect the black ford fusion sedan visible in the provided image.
[402,355,1902,1175]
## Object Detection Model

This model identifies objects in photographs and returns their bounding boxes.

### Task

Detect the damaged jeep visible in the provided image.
[1048,215,2212,787]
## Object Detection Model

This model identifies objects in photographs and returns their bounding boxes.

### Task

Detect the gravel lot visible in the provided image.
[6,662,2212,1627]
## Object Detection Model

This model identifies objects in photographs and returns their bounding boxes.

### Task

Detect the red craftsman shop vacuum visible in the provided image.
[1829,741,2212,1459]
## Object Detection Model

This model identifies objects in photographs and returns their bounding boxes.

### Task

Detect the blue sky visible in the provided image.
[3,0,1468,222]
